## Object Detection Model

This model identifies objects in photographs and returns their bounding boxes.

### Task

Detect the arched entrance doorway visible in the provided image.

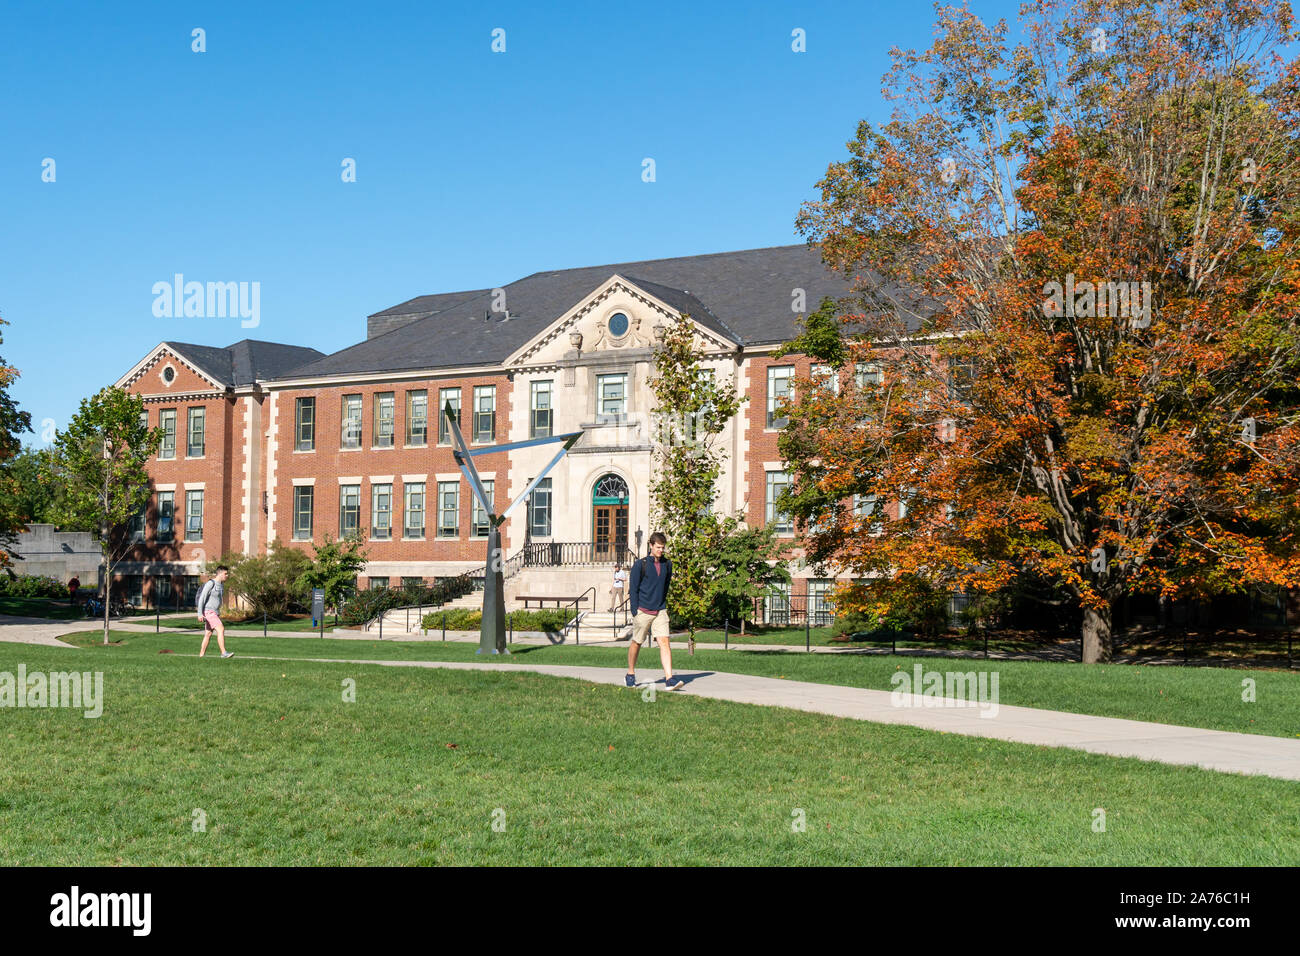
[592,473,629,561]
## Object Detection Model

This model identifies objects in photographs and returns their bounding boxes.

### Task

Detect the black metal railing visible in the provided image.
[752,594,836,628]
[522,542,637,567]
[562,587,597,644]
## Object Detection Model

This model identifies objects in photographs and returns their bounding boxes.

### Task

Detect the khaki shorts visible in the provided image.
[631,609,670,645]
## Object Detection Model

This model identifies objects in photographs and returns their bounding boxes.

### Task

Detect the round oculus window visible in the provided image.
[162,366,176,383]
[608,312,629,337]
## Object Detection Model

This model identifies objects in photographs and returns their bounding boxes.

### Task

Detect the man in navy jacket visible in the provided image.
[625,532,684,690]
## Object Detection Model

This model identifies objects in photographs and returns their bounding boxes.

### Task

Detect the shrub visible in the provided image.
[0,573,69,600]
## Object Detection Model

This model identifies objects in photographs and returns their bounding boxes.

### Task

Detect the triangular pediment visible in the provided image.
[504,275,739,368]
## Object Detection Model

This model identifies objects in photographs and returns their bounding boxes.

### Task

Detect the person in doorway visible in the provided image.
[67,575,80,607]
[197,566,234,659]
[610,562,627,612]
[625,533,684,690]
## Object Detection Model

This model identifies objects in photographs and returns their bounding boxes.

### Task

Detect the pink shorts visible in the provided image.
[202,611,222,631]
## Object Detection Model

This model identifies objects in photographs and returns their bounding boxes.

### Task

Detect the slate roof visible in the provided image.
[164,340,326,387]
[284,245,888,380]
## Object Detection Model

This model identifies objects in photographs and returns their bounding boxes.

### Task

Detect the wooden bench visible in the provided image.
[516,595,590,610]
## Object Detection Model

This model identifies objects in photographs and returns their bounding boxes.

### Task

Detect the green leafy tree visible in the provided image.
[708,516,791,634]
[214,540,312,619]
[5,447,72,529]
[298,534,368,617]
[46,387,162,643]
[0,316,34,569]
[648,312,743,645]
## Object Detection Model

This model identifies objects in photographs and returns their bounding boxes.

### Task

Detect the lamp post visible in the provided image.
[444,401,583,654]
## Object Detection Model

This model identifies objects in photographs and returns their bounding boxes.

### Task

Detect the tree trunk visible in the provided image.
[1082,603,1113,663]
[102,558,111,645]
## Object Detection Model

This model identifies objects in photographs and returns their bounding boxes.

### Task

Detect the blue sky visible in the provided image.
[0,0,1025,439]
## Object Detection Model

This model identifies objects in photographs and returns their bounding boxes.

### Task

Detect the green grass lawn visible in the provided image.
[154,613,339,633]
[0,595,87,620]
[55,629,1300,739]
[1,638,1296,865]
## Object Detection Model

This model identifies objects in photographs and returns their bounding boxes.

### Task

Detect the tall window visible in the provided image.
[406,390,428,445]
[159,409,176,459]
[898,486,917,520]
[293,487,314,540]
[473,386,495,442]
[295,397,315,451]
[371,484,392,540]
[471,480,494,537]
[339,484,362,537]
[341,395,362,449]
[855,365,883,388]
[530,380,553,437]
[811,364,838,394]
[373,392,395,447]
[597,374,626,417]
[369,577,390,591]
[404,482,425,539]
[767,366,794,428]
[765,581,792,625]
[808,579,833,626]
[438,388,461,445]
[187,407,205,457]
[529,478,552,537]
[153,575,172,609]
[156,491,175,542]
[766,471,792,534]
[127,506,146,542]
[185,490,204,541]
[437,481,459,537]
[854,494,883,536]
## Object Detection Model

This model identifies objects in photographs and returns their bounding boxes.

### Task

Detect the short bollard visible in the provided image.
[263,610,268,638]
[442,611,446,642]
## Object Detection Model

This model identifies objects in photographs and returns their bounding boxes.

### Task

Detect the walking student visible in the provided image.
[196,566,234,659]
[610,562,627,612]
[625,532,684,690]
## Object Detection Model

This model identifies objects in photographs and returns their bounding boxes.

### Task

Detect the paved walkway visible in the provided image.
[235,654,1300,783]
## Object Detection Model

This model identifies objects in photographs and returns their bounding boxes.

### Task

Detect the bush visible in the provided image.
[0,573,69,600]
[216,541,312,619]
[418,608,573,634]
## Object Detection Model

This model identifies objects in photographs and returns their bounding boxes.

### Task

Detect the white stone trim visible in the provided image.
[292,477,316,487]
[434,473,458,482]
[183,482,206,490]
[405,474,430,482]
[370,475,395,483]
[337,476,363,484]
[154,483,177,492]
[265,393,280,542]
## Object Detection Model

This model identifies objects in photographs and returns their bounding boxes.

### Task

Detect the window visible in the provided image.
[138,410,148,432]
[182,576,200,604]
[369,577,390,591]
[854,494,883,536]
[684,369,714,442]
[855,365,883,388]
[295,397,315,451]
[127,506,146,542]
[185,490,204,541]
[187,407,205,457]
[608,312,630,337]
[767,366,794,428]
[947,357,976,401]
[339,484,362,538]
[766,471,792,534]
[293,487,314,540]
[406,390,428,446]
[159,409,176,459]
[438,388,461,445]
[371,484,392,540]
[597,373,626,417]
[437,481,459,537]
[471,480,494,538]
[811,364,838,394]
[156,491,175,542]
[530,381,553,437]
[404,482,426,539]
[529,477,552,537]
[153,575,172,609]
[124,575,144,608]
[373,392,395,447]
[473,386,495,442]
[400,576,423,590]
[808,579,833,626]
[341,395,362,449]
[765,581,791,625]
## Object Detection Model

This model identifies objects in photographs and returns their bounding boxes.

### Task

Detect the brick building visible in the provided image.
[115,244,873,618]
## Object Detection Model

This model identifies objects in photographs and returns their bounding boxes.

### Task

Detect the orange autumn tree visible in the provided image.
[786,0,1300,662]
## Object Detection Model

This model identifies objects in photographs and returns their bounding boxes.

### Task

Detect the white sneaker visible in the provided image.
[220,651,234,659]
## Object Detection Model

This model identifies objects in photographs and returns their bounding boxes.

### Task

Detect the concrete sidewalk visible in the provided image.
[237,654,1300,783]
